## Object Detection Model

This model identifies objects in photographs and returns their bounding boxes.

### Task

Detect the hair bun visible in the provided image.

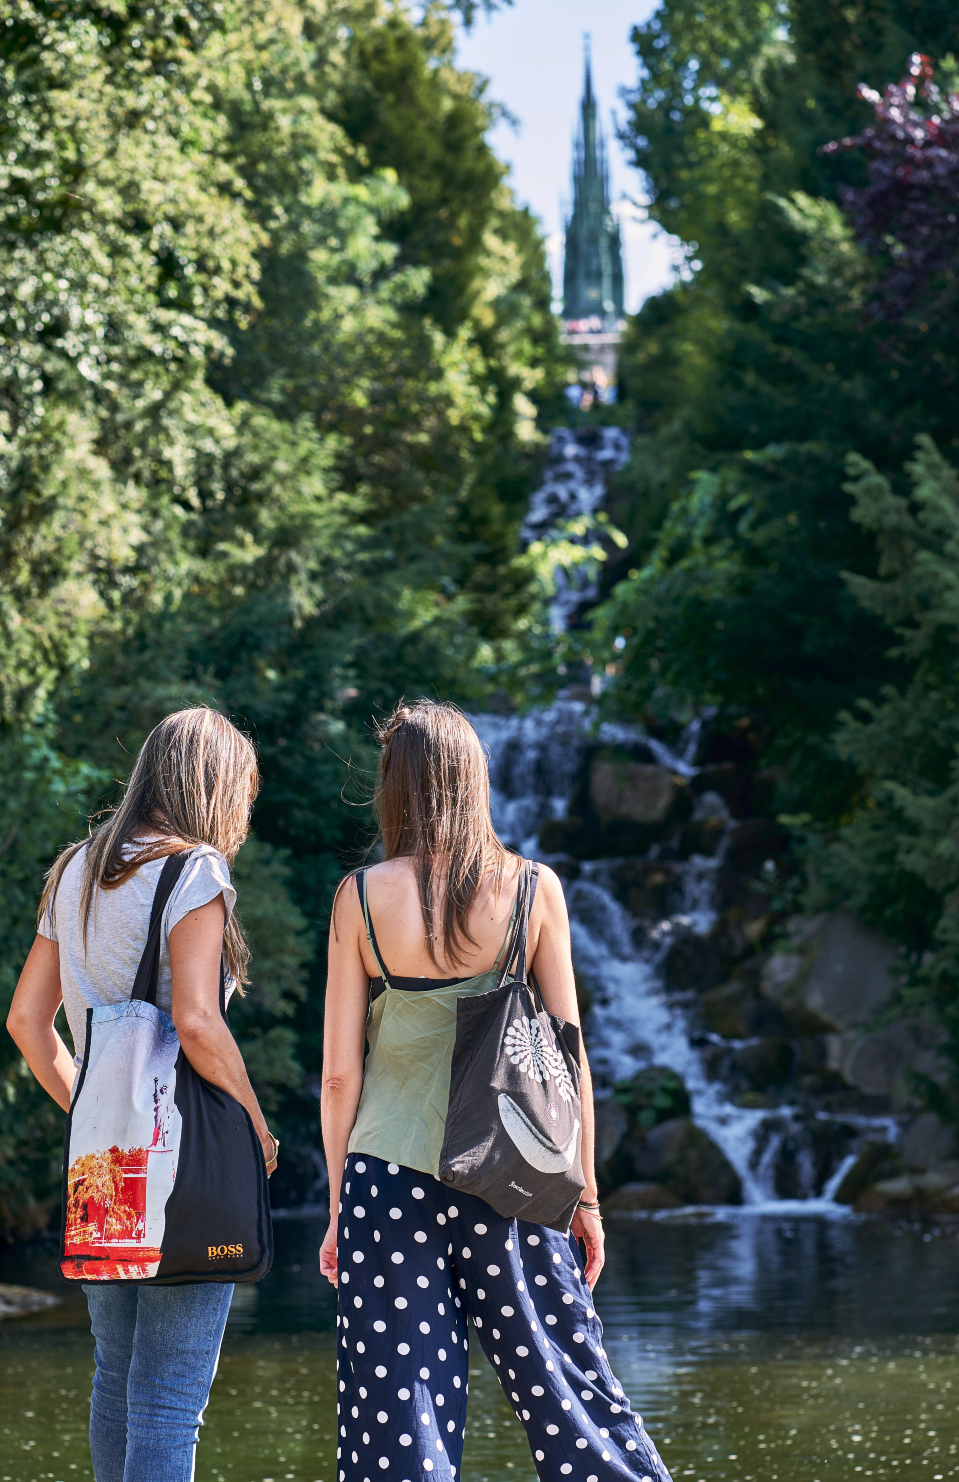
[377,703,413,747]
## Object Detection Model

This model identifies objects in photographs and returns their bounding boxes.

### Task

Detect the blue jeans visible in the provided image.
[83,1282,234,1482]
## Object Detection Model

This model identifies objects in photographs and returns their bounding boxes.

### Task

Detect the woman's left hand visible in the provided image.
[319,1217,338,1287]
[571,1205,605,1290]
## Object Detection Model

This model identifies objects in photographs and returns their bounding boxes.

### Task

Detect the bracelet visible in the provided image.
[264,1131,280,1165]
[577,1199,602,1217]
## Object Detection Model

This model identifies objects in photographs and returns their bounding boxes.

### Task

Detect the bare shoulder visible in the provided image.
[532,862,569,920]
[330,870,363,941]
[364,857,412,883]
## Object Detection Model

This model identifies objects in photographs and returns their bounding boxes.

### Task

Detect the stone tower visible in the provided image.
[563,40,625,327]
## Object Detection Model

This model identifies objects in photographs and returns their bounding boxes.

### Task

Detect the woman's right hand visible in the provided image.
[319,1217,338,1286]
[260,1131,278,1176]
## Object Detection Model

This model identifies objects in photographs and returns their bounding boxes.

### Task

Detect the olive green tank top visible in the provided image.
[346,871,521,1177]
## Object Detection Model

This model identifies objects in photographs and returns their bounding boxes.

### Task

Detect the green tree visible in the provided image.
[820,439,959,1072]
[596,3,959,822]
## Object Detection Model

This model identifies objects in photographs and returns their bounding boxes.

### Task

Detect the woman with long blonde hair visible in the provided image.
[320,699,671,1482]
[7,706,278,1482]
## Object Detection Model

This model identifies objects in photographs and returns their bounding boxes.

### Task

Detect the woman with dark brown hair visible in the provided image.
[320,700,670,1482]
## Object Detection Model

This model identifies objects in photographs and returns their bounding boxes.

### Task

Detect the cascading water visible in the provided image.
[522,425,630,632]
[473,428,893,1209]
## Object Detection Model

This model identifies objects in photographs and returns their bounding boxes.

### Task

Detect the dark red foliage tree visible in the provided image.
[822,53,959,321]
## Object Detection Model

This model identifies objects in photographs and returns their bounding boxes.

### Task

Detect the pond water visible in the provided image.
[2,1209,958,1482]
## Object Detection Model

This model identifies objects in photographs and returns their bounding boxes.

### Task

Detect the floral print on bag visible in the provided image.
[503,1016,576,1102]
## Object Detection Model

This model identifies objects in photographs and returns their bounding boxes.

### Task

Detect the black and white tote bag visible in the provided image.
[59,851,273,1285]
[439,861,585,1232]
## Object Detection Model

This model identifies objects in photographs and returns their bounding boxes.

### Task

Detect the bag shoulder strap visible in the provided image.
[130,850,194,1005]
[357,869,393,990]
[496,860,539,991]
[518,860,539,985]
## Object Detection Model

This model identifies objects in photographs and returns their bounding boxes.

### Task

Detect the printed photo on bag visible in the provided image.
[62,1003,182,1281]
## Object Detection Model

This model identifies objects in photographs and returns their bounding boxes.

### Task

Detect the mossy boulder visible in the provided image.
[624,1117,743,1205]
[603,1182,683,1213]
[613,1066,690,1131]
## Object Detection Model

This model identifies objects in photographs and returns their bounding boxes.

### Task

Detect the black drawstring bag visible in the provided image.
[60,851,273,1285]
[438,861,585,1233]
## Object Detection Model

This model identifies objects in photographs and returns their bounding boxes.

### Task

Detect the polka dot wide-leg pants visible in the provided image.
[335,1152,670,1482]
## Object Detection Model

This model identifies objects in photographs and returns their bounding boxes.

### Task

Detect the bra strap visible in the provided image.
[493,871,523,972]
[357,869,392,990]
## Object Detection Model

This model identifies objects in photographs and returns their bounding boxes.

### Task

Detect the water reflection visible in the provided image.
[601,1209,959,1338]
[2,1213,958,1482]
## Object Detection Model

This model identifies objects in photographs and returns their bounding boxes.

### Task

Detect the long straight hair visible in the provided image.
[372,699,511,969]
[39,707,258,983]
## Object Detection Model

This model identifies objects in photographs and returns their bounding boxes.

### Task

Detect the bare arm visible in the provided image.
[7,936,76,1112]
[319,877,370,1286]
[169,896,276,1171]
[528,864,604,1289]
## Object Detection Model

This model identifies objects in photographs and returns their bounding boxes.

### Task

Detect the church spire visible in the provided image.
[563,36,624,326]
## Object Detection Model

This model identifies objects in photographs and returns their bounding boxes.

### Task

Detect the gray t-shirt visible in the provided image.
[39,841,237,1065]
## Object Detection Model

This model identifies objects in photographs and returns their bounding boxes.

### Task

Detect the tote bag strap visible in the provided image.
[517,861,539,986]
[495,860,540,992]
[130,850,194,1005]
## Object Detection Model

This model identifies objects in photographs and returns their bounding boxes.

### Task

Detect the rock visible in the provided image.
[749,1114,860,1199]
[593,1097,628,1172]
[607,860,681,921]
[603,1182,683,1213]
[544,853,581,884]
[801,910,897,1031]
[900,1113,959,1170]
[733,1038,795,1091]
[700,981,788,1040]
[833,1141,900,1205]
[0,1284,61,1321]
[700,1042,732,1082]
[727,818,789,872]
[760,951,838,1037]
[735,1091,774,1109]
[803,1117,861,1195]
[854,1161,959,1214]
[752,1116,814,1199]
[690,761,749,818]
[538,817,585,855]
[613,1066,690,1129]
[589,761,678,825]
[680,811,728,859]
[661,932,723,994]
[625,1117,743,1205]
[700,982,754,1039]
[917,1159,959,1192]
[761,953,806,1003]
[785,912,831,948]
[840,1023,921,1099]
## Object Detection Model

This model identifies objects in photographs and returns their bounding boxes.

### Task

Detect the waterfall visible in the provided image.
[522,425,630,631]
[472,428,893,1208]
